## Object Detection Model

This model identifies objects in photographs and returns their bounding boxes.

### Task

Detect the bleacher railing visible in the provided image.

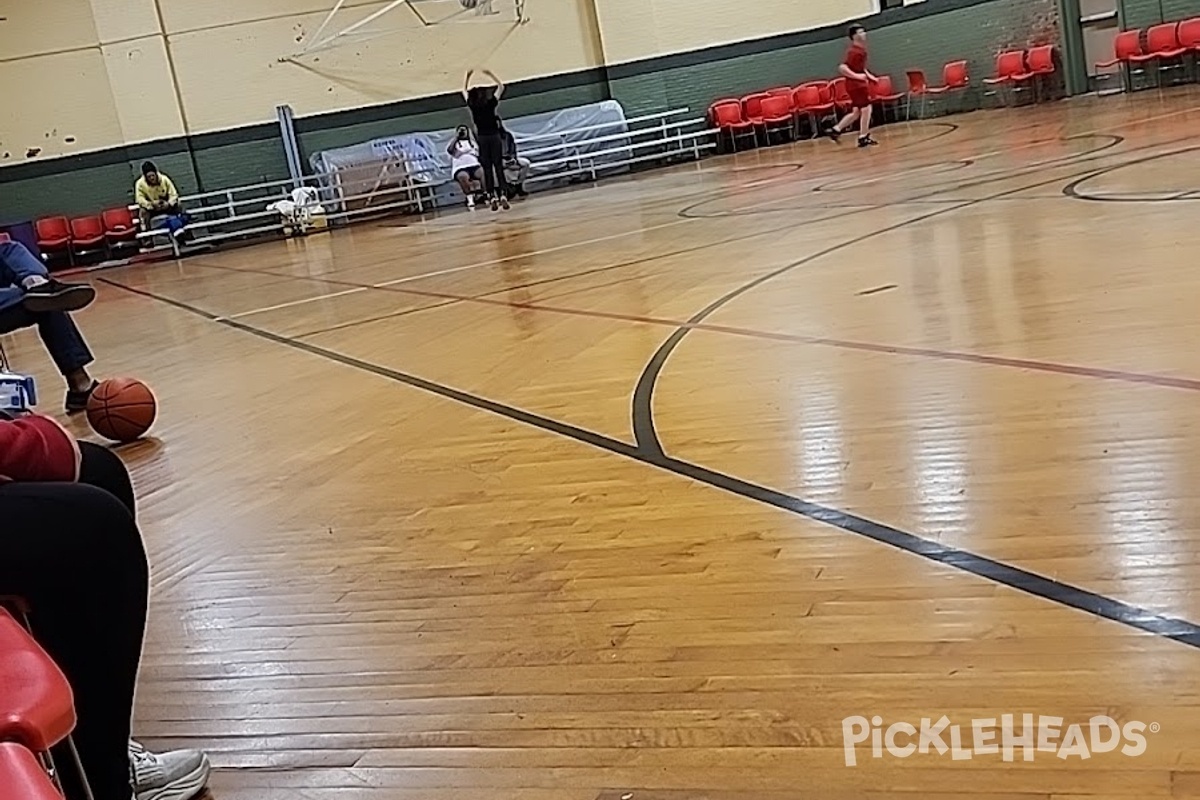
[133,108,716,256]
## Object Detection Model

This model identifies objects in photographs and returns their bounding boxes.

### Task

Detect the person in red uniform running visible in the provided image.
[824,24,879,148]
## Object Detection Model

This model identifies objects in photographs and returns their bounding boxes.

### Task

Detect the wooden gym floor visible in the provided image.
[15,89,1200,798]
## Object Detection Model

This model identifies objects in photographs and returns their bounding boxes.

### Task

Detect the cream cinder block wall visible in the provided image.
[591,0,875,64]
[102,37,188,144]
[163,0,605,132]
[0,0,126,165]
[0,0,184,165]
[89,0,162,43]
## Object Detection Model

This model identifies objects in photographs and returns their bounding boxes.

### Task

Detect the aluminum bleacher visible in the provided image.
[133,107,715,257]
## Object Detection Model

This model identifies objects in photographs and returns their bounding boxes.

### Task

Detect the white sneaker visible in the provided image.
[129,740,211,800]
[466,195,475,209]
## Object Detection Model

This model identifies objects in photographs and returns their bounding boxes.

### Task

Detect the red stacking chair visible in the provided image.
[741,92,768,123]
[1096,30,1150,93]
[758,93,795,145]
[793,84,835,138]
[983,50,1031,106]
[1178,17,1200,50]
[102,206,138,249]
[0,605,91,798]
[906,69,943,119]
[69,215,106,260]
[34,217,72,266]
[870,74,905,122]
[1138,23,1188,84]
[942,60,973,112]
[1179,18,1200,80]
[765,86,792,99]
[0,607,75,751]
[1013,45,1057,102]
[0,743,62,800]
[708,100,757,152]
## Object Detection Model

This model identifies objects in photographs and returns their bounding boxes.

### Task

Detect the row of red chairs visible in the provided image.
[906,48,1055,116]
[710,76,909,150]
[1097,19,1200,91]
[34,208,138,265]
[980,45,1057,106]
[0,605,88,798]
[709,47,1058,152]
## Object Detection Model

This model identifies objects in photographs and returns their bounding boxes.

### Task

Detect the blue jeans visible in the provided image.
[0,241,93,377]
[0,241,50,312]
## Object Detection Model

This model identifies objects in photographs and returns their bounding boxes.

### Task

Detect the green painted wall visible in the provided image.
[610,0,1061,117]
[1123,0,1200,28]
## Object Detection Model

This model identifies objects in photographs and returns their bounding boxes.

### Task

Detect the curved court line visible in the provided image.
[96,274,1200,652]
[812,159,973,192]
[679,133,1124,219]
[633,133,1129,461]
[1062,144,1200,202]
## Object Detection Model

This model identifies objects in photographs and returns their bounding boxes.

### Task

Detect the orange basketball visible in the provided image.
[86,378,157,442]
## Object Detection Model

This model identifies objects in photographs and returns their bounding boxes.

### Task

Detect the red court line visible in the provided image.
[368,283,1200,394]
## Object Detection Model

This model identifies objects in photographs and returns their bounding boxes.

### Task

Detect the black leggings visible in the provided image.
[0,443,147,800]
[477,133,507,198]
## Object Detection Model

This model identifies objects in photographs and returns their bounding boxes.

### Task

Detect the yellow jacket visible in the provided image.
[135,174,180,211]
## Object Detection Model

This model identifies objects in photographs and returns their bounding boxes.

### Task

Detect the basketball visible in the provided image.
[86,378,157,443]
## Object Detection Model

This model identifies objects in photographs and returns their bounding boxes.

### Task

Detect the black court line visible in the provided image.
[97,274,1200,651]
[1062,144,1200,202]
[634,136,1125,462]
[857,284,898,296]
[678,133,1124,219]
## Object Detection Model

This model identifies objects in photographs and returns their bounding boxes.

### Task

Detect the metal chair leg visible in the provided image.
[65,737,95,800]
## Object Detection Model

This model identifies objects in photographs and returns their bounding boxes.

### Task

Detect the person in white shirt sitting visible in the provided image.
[447,126,483,208]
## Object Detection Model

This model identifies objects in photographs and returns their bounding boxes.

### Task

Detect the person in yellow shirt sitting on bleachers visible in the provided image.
[134,161,190,242]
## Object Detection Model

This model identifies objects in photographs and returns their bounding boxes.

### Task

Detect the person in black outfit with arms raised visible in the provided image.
[463,69,509,211]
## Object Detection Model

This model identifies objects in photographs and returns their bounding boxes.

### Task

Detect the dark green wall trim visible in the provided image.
[292,66,611,133]
[0,124,280,184]
[608,0,1011,80]
[190,124,281,150]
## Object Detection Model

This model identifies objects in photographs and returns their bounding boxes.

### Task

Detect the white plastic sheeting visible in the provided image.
[309,99,630,209]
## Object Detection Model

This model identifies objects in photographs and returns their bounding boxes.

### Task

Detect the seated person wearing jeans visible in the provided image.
[0,239,100,412]
[135,162,189,241]
[0,415,212,800]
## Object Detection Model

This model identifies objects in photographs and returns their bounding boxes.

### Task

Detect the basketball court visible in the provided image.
[12,89,1200,797]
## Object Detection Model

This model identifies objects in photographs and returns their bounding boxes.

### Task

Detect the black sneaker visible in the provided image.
[822,123,842,143]
[858,135,879,148]
[65,381,98,414]
[23,280,96,314]
[490,198,500,212]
